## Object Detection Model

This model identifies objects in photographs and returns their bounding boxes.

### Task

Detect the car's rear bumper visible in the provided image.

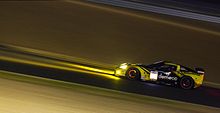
[194,75,204,88]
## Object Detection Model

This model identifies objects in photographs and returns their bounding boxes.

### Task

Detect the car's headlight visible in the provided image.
[119,63,128,69]
[115,70,122,75]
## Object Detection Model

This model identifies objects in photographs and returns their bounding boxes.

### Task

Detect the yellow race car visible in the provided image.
[115,61,205,89]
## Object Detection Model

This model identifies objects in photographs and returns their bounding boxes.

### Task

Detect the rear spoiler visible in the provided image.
[195,68,205,75]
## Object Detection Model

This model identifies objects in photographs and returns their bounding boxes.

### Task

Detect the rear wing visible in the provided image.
[195,68,205,75]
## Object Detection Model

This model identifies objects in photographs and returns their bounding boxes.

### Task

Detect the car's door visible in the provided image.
[156,64,178,82]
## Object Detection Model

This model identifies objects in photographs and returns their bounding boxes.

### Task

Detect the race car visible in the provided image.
[115,61,205,89]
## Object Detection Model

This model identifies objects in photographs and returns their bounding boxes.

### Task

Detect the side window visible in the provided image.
[158,64,177,72]
[180,66,195,72]
[170,65,177,71]
[180,66,188,72]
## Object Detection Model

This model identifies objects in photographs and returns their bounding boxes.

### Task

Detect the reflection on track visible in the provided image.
[0,60,220,108]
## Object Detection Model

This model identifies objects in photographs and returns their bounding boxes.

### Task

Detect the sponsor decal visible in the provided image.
[158,73,178,81]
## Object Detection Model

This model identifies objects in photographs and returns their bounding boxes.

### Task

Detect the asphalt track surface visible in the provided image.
[0,1,220,83]
[1,59,220,108]
[0,0,220,110]
[1,72,219,113]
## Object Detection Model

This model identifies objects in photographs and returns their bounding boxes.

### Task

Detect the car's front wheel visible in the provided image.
[125,68,140,80]
[179,76,194,89]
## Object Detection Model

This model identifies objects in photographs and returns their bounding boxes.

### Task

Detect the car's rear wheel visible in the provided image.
[125,68,140,80]
[179,76,194,89]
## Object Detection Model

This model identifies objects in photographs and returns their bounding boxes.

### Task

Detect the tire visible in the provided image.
[125,68,140,80]
[179,76,194,89]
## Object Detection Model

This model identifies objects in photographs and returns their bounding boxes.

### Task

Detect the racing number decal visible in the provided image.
[150,71,158,81]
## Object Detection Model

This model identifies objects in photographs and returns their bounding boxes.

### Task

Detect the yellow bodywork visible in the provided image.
[115,63,204,88]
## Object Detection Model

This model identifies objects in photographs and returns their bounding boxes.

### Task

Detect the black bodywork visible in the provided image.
[138,61,203,86]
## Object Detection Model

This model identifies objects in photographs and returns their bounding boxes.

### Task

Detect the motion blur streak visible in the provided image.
[87,0,220,24]
[1,71,219,113]
[0,56,120,80]
[1,44,114,69]
[66,0,220,36]
[0,44,114,74]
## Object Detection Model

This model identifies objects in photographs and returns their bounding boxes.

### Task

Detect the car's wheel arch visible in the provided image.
[125,67,141,80]
[179,75,195,89]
